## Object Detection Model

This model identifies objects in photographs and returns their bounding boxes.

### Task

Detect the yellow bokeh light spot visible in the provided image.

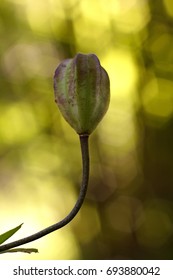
[115,0,150,33]
[80,0,110,24]
[99,49,138,151]
[0,103,38,145]
[163,0,173,17]
[142,78,173,121]
[102,49,138,98]
[25,0,52,34]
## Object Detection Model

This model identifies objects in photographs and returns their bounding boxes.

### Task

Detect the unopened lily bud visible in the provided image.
[53,53,110,135]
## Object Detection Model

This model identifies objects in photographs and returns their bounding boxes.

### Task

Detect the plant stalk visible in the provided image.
[0,135,89,253]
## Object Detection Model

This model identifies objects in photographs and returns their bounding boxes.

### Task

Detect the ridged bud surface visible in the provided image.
[54,53,110,135]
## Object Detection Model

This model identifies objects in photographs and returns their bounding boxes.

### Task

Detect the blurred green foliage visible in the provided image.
[1,0,173,260]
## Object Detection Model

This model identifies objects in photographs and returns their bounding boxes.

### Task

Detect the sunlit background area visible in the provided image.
[1,0,173,260]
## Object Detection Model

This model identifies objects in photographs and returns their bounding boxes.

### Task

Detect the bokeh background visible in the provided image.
[1,0,173,260]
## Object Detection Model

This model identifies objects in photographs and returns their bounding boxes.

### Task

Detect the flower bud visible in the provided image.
[53,53,110,135]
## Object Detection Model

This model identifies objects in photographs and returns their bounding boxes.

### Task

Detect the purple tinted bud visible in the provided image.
[54,53,110,135]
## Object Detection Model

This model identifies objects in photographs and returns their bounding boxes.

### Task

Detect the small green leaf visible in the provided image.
[0,248,38,254]
[0,224,23,245]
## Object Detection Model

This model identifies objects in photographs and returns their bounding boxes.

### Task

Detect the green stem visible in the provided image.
[0,135,89,253]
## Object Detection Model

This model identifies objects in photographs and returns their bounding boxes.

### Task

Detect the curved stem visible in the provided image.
[0,135,89,253]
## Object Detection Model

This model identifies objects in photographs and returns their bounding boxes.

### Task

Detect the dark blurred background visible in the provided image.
[1,0,173,260]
